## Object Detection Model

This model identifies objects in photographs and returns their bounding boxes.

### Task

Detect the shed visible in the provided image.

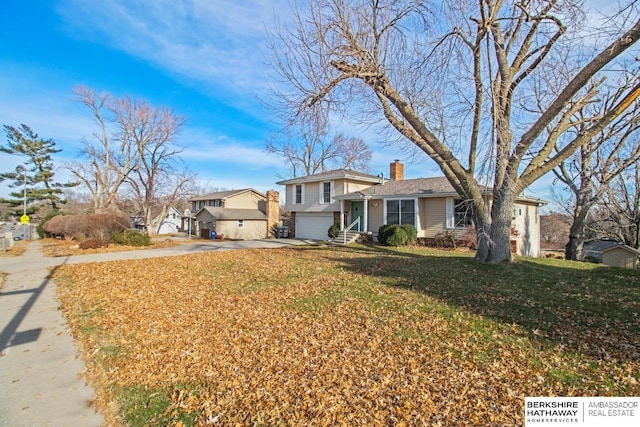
[584,241,640,269]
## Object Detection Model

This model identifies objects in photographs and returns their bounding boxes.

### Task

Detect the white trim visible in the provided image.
[446,197,455,229]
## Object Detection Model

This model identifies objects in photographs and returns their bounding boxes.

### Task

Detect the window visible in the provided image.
[294,184,305,204]
[238,220,244,228]
[320,182,333,204]
[213,200,221,207]
[386,199,416,226]
[447,198,474,228]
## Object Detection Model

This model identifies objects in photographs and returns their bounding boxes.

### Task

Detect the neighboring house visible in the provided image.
[130,206,182,234]
[154,206,182,234]
[185,189,280,240]
[584,240,640,269]
[277,160,545,257]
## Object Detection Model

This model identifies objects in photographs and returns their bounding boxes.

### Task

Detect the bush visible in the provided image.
[434,231,456,248]
[399,224,417,244]
[38,211,62,238]
[113,229,151,246]
[79,238,104,250]
[328,223,340,239]
[386,227,408,246]
[42,211,129,244]
[378,224,415,246]
[378,224,395,245]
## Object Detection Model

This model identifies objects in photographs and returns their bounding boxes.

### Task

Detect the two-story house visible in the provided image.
[185,189,280,240]
[277,161,545,257]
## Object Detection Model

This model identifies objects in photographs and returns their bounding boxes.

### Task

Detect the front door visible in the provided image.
[351,201,364,231]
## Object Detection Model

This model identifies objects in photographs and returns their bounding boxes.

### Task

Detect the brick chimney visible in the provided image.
[390,160,404,181]
[266,190,280,238]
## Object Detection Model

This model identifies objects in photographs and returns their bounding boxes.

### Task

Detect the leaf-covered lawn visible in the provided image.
[53,245,640,426]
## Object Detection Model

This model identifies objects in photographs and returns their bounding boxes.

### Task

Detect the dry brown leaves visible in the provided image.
[40,237,181,257]
[54,247,640,426]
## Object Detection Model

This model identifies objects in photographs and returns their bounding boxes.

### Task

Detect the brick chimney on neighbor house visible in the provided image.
[266,190,280,238]
[390,160,404,181]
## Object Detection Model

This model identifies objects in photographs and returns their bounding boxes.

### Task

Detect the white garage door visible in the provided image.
[296,213,334,240]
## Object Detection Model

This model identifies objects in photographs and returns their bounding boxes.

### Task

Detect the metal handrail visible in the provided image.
[343,217,361,244]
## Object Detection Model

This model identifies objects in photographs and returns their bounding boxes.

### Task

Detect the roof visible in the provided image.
[276,169,382,185]
[342,177,458,198]
[332,176,545,204]
[585,240,640,255]
[188,188,265,202]
[194,207,267,221]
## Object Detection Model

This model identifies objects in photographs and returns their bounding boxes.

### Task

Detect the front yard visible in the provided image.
[52,245,640,426]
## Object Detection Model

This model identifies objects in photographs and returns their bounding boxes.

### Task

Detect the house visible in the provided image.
[277,160,545,257]
[584,240,640,269]
[185,189,280,240]
[130,206,182,234]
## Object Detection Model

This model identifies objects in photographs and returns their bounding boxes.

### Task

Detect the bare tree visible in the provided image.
[589,161,640,248]
[71,86,192,232]
[111,95,191,233]
[267,0,640,263]
[267,130,372,177]
[70,86,137,211]
[553,90,640,260]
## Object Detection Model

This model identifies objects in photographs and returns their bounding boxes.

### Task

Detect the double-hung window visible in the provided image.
[320,181,333,204]
[294,184,305,205]
[386,199,416,226]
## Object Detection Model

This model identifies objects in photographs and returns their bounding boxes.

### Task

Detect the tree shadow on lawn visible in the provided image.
[321,244,640,364]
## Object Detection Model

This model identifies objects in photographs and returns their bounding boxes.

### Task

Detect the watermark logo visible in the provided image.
[525,397,639,426]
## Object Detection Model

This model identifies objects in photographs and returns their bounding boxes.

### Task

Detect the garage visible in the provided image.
[295,213,334,240]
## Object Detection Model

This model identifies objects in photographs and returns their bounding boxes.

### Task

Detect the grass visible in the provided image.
[53,244,640,426]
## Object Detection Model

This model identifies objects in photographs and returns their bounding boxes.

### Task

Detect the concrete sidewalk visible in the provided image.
[0,242,104,427]
[0,238,313,426]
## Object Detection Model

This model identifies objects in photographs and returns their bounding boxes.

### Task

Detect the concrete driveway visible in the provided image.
[0,238,314,426]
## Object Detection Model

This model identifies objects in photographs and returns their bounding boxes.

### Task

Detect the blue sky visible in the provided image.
[1,0,434,200]
[0,0,615,211]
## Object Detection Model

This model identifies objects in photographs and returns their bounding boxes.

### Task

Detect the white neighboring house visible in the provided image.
[131,206,182,234]
[153,206,182,234]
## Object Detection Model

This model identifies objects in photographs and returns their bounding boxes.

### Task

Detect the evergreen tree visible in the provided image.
[0,124,78,217]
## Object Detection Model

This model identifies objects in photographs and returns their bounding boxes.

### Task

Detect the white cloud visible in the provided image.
[56,0,282,101]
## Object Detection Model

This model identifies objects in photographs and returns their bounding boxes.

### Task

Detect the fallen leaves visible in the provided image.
[53,246,640,426]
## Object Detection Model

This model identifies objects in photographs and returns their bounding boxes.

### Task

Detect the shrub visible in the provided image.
[44,211,129,243]
[377,224,396,245]
[37,211,61,238]
[328,223,340,239]
[386,227,408,247]
[434,231,456,248]
[113,229,151,246]
[399,224,417,244]
[79,238,104,250]
[378,224,414,246]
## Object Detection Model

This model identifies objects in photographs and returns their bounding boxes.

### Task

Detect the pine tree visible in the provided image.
[0,124,78,217]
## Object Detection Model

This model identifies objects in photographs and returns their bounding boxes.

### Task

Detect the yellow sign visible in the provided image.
[20,214,29,224]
